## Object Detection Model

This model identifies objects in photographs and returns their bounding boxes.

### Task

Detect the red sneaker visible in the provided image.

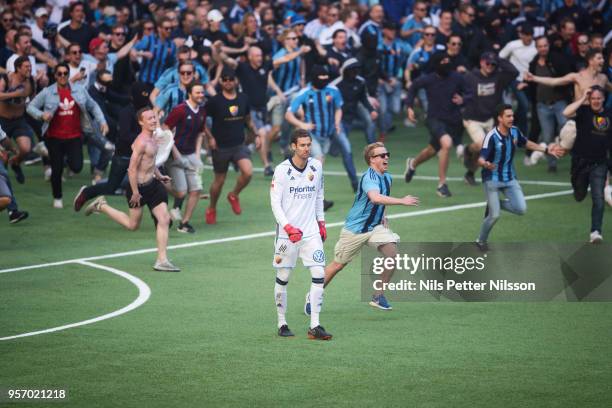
[227,192,242,215]
[205,207,216,224]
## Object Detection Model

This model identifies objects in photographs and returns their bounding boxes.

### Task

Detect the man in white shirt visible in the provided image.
[29,8,50,51]
[499,23,537,135]
[303,3,329,40]
[270,129,331,340]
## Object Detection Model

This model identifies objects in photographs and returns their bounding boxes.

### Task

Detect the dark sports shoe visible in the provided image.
[263,165,274,177]
[475,240,489,252]
[436,184,452,198]
[464,171,477,186]
[369,294,392,310]
[278,324,295,337]
[404,158,416,183]
[8,210,28,224]
[11,163,25,184]
[323,200,334,211]
[73,185,88,211]
[177,222,195,233]
[307,325,332,340]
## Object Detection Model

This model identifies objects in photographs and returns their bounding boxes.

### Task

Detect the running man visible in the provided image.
[476,104,559,250]
[84,109,179,272]
[305,142,419,313]
[270,129,331,340]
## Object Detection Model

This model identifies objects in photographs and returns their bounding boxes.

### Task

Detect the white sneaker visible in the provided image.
[84,196,107,216]
[589,231,603,244]
[44,167,52,181]
[604,185,612,207]
[53,199,63,209]
[456,144,465,159]
[523,155,534,167]
[32,141,48,157]
[169,207,182,222]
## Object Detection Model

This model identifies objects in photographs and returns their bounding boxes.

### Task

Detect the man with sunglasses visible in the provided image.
[134,16,176,89]
[154,61,195,117]
[204,67,260,224]
[400,0,430,48]
[304,142,419,313]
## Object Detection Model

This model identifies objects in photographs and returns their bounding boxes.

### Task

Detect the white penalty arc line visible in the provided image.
[0,189,573,275]
[0,261,151,341]
[205,165,572,187]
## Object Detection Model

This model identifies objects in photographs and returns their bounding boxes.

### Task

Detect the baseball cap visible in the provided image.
[207,9,224,23]
[35,8,49,18]
[89,37,106,55]
[290,15,306,27]
[480,51,498,64]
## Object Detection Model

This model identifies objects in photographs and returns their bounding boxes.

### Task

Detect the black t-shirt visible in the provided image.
[236,61,271,110]
[59,24,98,53]
[205,91,250,149]
[573,106,612,161]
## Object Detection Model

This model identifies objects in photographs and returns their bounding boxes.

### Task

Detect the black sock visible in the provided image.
[173,197,184,210]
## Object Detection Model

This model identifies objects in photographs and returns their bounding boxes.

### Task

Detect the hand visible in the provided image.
[546,144,565,158]
[284,224,303,243]
[389,77,397,87]
[318,220,327,242]
[482,161,496,170]
[400,195,419,206]
[457,65,467,73]
[407,107,417,123]
[42,112,53,122]
[208,137,217,150]
[517,82,528,91]
[368,97,380,110]
[299,45,311,54]
[335,123,342,135]
[140,51,153,59]
[158,175,171,184]
[370,110,378,121]
[328,57,339,66]
[523,72,534,82]
[244,37,257,45]
[213,40,223,50]
[300,122,315,131]
[73,70,86,82]
[278,93,287,104]
[100,123,109,136]
[581,89,592,101]
[129,192,142,208]
[451,93,463,105]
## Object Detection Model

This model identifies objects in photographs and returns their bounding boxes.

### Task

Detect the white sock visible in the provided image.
[275,268,291,328]
[309,266,325,329]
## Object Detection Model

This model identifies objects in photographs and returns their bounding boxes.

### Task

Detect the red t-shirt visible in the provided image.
[46,87,82,139]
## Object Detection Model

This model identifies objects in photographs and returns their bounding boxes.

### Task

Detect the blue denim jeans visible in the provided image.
[511,80,530,135]
[356,103,377,144]
[478,179,527,242]
[571,159,607,233]
[329,122,359,189]
[377,81,402,132]
[536,100,567,167]
[0,160,17,212]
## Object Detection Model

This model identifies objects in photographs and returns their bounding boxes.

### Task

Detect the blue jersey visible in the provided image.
[345,168,392,234]
[272,48,301,94]
[480,126,528,182]
[155,84,186,116]
[154,63,209,93]
[400,16,425,47]
[288,85,343,140]
[379,39,405,79]
[135,34,177,84]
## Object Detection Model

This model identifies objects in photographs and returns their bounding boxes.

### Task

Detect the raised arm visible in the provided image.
[524,71,576,87]
[563,90,590,118]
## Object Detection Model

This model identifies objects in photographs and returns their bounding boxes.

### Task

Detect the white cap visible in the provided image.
[207,9,224,23]
[35,7,49,18]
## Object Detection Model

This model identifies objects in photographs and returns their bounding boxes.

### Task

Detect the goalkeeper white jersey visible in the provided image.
[270,157,325,239]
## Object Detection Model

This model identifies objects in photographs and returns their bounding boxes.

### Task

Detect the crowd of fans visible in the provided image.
[0,0,610,235]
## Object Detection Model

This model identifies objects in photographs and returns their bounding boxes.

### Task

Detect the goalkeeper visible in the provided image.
[270,129,332,340]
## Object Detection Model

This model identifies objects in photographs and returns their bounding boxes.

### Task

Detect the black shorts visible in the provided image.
[125,178,168,210]
[425,118,463,152]
[212,145,251,174]
[0,116,34,140]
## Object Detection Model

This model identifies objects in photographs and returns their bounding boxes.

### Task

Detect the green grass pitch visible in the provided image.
[1,123,611,407]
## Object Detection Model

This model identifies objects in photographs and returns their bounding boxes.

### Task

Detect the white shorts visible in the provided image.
[272,234,325,268]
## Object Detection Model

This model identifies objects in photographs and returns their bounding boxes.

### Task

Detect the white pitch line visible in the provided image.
[0,189,573,274]
[204,165,572,187]
[0,261,151,341]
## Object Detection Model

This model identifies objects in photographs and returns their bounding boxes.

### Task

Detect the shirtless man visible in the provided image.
[84,109,180,272]
[0,56,34,184]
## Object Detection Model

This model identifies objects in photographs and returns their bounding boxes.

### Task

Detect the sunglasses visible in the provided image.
[329,14,338,18]
[3,18,14,22]
[221,77,234,82]
[423,32,435,37]
[416,8,427,11]
[113,32,125,36]
[71,50,82,54]
[465,13,475,17]
[578,41,588,45]
[371,152,390,159]
[180,71,194,75]
[450,42,462,46]
[144,26,154,31]
[286,36,298,40]
[484,62,497,67]
[56,71,69,77]
[162,26,172,31]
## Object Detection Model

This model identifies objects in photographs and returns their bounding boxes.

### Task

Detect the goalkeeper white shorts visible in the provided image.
[272,234,325,268]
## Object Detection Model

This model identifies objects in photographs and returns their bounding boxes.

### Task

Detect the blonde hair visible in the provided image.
[364,142,385,165]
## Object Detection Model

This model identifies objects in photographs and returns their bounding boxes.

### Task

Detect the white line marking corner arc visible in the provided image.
[0,261,151,341]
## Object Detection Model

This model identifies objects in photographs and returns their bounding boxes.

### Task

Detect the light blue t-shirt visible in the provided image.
[344,168,392,234]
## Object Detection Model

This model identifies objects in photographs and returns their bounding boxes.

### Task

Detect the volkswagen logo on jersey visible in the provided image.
[313,250,325,263]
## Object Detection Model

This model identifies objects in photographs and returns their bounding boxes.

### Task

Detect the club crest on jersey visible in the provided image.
[308,172,314,181]
[313,250,325,263]
[593,115,609,131]
[325,94,332,103]
[229,105,239,116]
